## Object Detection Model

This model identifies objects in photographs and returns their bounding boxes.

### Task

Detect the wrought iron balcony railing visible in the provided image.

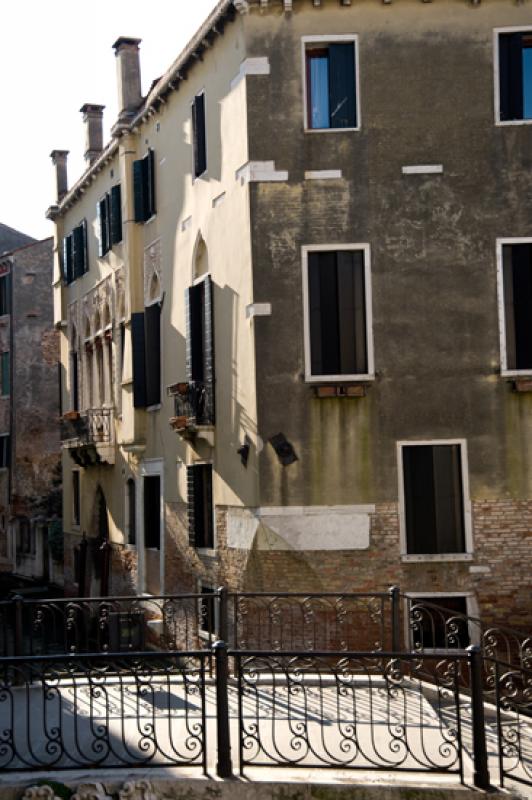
[60,408,114,446]
[168,381,215,435]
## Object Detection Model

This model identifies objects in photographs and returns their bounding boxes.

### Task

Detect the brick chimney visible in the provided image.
[50,150,69,202]
[80,104,105,165]
[112,37,142,126]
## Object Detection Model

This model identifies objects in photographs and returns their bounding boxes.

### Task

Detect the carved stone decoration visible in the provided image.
[67,300,80,348]
[115,267,126,321]
[21,787,61,800]
[144,239,162,305]
[71,783,113,800]
[118,781,157,800]
[82,275,114,335]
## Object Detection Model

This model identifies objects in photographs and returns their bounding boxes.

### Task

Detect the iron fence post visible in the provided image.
[389,586,401,652]
[467,645,491,791]
[217,586,228,643]
[13,595,23,656]
[213,639,233,778]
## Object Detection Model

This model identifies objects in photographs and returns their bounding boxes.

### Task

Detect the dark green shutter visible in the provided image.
[328,43,356,128]
[193,94,207,177]
[133,159,146,222]
[73,223,85,279]
[131,312,147,408]
[202,276,215,422]
[499,33,524,121]
[110,185,122,244]
[146,150,156,219]
[144,475,161,549]
[63,236,72,284]
[98,198,108,257]
[144,302,161,406]
[185,284,204,381]
[187,466,198,547]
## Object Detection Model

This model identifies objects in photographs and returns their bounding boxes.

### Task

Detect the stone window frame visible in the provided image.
[403,592,480,652]
[301,243,375,383]
[493,25,532,127]
[397,438,474,563]
[495,236,532,377]
[301,34,361,134]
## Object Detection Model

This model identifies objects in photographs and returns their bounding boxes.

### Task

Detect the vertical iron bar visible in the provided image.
[467,645,491,790]
[213,640,233,778]
[389,586,401,652]
[14,595,23,656]
[217,586,228,643]
[494,658,504,788]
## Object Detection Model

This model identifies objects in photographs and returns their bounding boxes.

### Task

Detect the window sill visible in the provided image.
[496,119,532,127]
[304,127,360,134]
[306,374,375,384]
[193,170,209,184]
[196,547,216,558]
[401,553,473,563]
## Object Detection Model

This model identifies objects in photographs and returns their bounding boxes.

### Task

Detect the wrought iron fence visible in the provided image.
[168,381,214,432]
[0,650,208,773]
[492,656,532,789]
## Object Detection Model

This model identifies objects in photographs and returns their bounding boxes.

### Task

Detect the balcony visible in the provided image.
[168,381,215,442]
[61,408,115,466]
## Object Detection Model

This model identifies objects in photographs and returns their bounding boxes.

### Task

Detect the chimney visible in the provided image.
[50,150,69,202]
[80,104,105,165]
[113,37,142,124]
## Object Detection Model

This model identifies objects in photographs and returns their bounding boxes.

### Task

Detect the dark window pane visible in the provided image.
[131,312,147,408]
[499,32,524,120]
[328,43,356,128]
[505,244,532,370]
[192,94,207,177]
[144,303,161,406]
[72,471,80,526]
[127,479,136,546]
[200,587,215,634]
[110,185,123,244]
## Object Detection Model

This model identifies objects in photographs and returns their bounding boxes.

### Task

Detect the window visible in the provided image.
[400,442,469,557]
[498,240,532,373]
[72,470,81,527]
[62,220,88,284]
[0,435,10,469]
[126,478,136,546]
[303,36,358,130]
[185,276,215,423]
[133,150,156,223]
[199,585,216,636]
[98,184,122,256]
[131,303,161,409]
[408,596,471,650]
[1,352,9,396]
[70,350,79,410]
[192,92,207,178]
[0,274,10,315]
[187,464,214,550]
[302,245,372,381]
[497,29,532,122]
[143,475,161,550]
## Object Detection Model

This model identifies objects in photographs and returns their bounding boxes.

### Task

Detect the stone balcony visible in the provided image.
[61,407,115,466]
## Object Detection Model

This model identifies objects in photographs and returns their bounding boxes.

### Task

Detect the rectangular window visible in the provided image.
[98,185,123,256]
[63,221,88,283]
[0,274,10,315]
[401,443,467,556]
[1,352,9,396]
[144,475,161,550]
[303,246,372,381]
[304,37,358,130]
[72,470,80,527]
[408,596,470,650]
[0,435,10,469]
[497,30,532,122]
[499,241,532,372]
[185,276,215,424]
[192,92,207,178]
[133,150,156,223]
[145,302,161,407]
[187,464,214,550]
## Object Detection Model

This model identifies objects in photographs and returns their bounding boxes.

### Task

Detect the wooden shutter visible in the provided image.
[185,284,204,381]
[403,446,438,555]
[499,33,524,121]
[110,185,122,244]
[193,94,207,177]
[317,252,340,374]
[510,243,532,370]
[73,223,86,279]
[144,302,161,407]
[202,276,215,423]
[146,150,156,219]
[97,198,108,257]
[308,253,324,375]
[131,312,147,408]
[133,158,146,222]
[328,43,357,128]
[63,235,73,284]
[433,445,465,554]
[187,466,198,547]
[502,245,517,370]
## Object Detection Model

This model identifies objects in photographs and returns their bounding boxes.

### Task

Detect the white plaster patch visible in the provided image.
[402,165,443,175]
[236,161,289,185]
[227,505,374,551]
[246,302,272,319]
[304,170,342,180]
[469,565,491,574]
[231,57,270,90]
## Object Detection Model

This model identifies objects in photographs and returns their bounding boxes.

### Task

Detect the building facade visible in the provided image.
[0,237,61,586]
[50,0,531,632]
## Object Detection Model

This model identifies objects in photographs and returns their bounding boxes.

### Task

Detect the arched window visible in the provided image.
[193,235,208,280]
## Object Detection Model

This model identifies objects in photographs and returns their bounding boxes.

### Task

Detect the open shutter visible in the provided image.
[110,185,122,244]
[187,466,198,547]
[403,446,438,555]
[131,312,147,408]
[185,284,204,381]
[133,159,146,222]
[193,94,207,177]
[63,235,73,284]
[144,302,161,407]
[73,223,86,279]
[146,150,156,219]
[202,276,215,422]
[328,43,357,128]
[97,198,108,257]
[502,245,517,370]
[499,33,523,121]
[511,243,532,370]
[308,253,323,375]
[433,445,465,554]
